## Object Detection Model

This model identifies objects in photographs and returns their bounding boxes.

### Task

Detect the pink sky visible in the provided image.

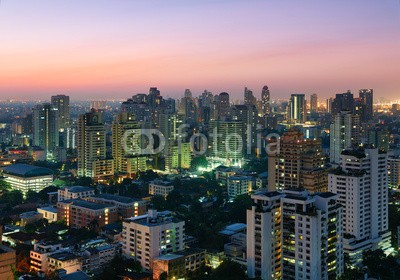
[0,0,399,100]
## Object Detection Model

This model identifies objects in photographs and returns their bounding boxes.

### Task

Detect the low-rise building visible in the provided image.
[47,252,82,275]
[58,186,95,202]
[84,193,147,218]
[0,244,16,280]
[57,199,118,229]
[1,164,53,197]
[20,211,43,227]
[149,180,174,198]
[227,175,255,199]
[37,206,58,223]
[30,242,63,273]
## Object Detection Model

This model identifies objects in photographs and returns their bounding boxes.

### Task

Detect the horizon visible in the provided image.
[0,0,400,100]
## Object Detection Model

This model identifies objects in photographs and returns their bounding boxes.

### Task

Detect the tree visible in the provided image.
[2,190,23,207]
[209,260,248,280]
[191,155,208,171]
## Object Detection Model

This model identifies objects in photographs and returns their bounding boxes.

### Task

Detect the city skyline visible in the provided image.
[0,0,399,100]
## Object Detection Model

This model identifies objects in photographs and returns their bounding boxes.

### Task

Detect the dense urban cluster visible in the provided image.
[0,87,400,280]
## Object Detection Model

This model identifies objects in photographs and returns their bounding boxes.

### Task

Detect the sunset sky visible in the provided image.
[0,0,399,100]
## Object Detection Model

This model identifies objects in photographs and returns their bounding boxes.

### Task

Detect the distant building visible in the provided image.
[57,199,118,229]
[389,155,400,188]
[51,95,70,131]
[289,94,306,123]
[217,92,230,120]
[331,91,354,116]
[310,93,318,113]
[122,210,185,270]
[247,189,343,280]
[227,175,255,199]
[359,89,373,121]
[261,85,271,116]
[2,164,53,197]
[58,186,95,202]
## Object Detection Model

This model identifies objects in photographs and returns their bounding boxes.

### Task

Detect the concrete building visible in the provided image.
[30,242,63,273]
[37,206,58,223]
[359,89,373,121]
[57,199,118,229]
[47,252,82,275]
[112,112,146,176]
[227,175,255,200]
[268,129,327,193]
[310,93,318,113]
[328,148,391,265]
[389,155,400,188]
[247,189,343,280]
[0,244,16,280]
[20,211,43,227]
[149,180,174,198]
[77,110,114,179]
[122,210,185,270]
[51,95,70,131]
[152,254,186,280]
[58,186,95,202]
[289,94,306,123]
[330,111,360,164]
[261,85,271,116]
[2,164,53,197]
[84,193,147,218]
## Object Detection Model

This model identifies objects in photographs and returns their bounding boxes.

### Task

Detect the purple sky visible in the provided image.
[0,0,399,101]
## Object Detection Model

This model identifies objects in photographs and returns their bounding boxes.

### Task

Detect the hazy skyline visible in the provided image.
[0,0,399,100]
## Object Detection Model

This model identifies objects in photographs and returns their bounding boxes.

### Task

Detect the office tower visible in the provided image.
[289,94,306,123]
[209,120,244,166]
[268,129,327,193]
[180,96,197,126]
[328,148,391,265]
[261,85,271,116]
[389,156,400,188]
[247,189,343,280]
[359,89,373,120]
[112,112,146,176]
[331,91,354,116]
[244,87,256,106]
[310,93,318,113]
[122,210,185,270]
[231,104,258,154]
[217,92,230,120]
[329,111,360,164]
[326,97,333,113]
[366,126,389,152]
[184,89,192,98]
[166,142,191,171]
[32,103,59,157]
[51,95,70,131]
[77,110,114,178]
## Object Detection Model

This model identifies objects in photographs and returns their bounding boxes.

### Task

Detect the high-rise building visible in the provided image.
[261,85,271,116]
[122,210,185,270]
[247,189,343,280]
[231,104,259,154]
[112,112,146,176]
[328,148,391,265]
[51,95,70,131]
[289,94,306,123]
[32,103,59,157]
[77,110,114,178]
[326,97,333,113]
[217,92,230,120]
[359,89,373,121]
[331,91,354,116]
[244,87,256,106]
[209,120,244,166]
[268,129,327,193]
[310,93,318,113]
[329,111,360,164]
[389,156,400,188]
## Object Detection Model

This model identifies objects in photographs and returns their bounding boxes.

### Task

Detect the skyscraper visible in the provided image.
[247,189,344,280]
[261,85,271,116]
[32,103,59,157]
[112,112,146,176]
[77,110,114,178]
[329,111,360,164]
[244,87,256,106]
[310,93,318,113]
[359,89,373,120]
[329,148,391,265]
[268,129,327,193]
[331,91,354,116]
[217,92,230,120]
[289,94,306,123]
[51,95,70,131]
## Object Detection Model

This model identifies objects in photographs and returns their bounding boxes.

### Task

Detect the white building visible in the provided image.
[329,111,360,164]
[30,242,63,273]
[227,175,255,199]
[47,252,82,274]
[58,186,95,202]
[389,155,400,188]
[149,180,174,198]
[122,210,185,270]
[37,206,58,223]
[247,189,343,280]
[2,164,53,197]
[329,148,391,265]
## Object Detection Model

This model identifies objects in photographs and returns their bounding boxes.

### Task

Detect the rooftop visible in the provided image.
[49,251,79,261]
[154,253,184,261]
[93,193,142,204]
[38,206,57,213]
[2,163,53,177]
[59,199,115,210]
[63,186,94,193]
